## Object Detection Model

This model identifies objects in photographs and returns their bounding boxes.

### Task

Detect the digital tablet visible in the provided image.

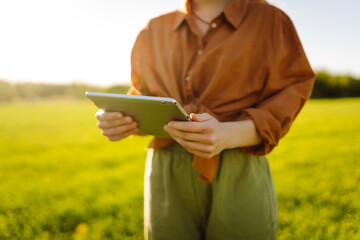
[86,92,190,138]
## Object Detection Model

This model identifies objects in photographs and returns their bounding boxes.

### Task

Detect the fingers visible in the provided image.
[95,109,138,141]
[96,109,136,130]
[95,109,124,121]
[167,113,215,133]
[165,113,221,158]
[102,122,138,137]
[107,127,139,141]
[166,121,214,133]
[167,132,215,158]
[164,125,215,145]
[190,113,213,122]
[97,116,134,129]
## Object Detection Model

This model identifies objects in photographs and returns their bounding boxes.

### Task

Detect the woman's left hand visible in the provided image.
[164,113,228,159]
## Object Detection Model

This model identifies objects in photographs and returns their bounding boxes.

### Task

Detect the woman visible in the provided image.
[96,0,315,239]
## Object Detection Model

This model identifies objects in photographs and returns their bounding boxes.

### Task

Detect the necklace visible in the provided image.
[192,11,211,25]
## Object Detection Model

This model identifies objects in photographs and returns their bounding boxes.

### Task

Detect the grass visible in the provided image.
[269,98,360,240]
[0,98,359,239]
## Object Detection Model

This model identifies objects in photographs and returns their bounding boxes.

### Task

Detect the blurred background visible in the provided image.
[0,0,359,239]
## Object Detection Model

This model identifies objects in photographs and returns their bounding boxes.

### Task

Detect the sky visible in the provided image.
[0,0,359,86]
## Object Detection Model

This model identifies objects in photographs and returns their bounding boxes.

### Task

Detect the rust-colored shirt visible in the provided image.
[128,0,315,182]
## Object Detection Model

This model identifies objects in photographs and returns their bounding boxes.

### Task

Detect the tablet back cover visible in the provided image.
[86,92,190,138]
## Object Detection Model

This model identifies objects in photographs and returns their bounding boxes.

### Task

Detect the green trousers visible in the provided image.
[144,142,277,240]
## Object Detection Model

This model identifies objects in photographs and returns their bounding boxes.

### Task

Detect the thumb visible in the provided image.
[190,113,213,122]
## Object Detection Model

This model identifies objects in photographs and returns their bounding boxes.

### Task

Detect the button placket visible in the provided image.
[185,74,194,100]
[184,39,204,101]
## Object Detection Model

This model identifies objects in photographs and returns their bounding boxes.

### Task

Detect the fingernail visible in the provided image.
[164,125,168,131]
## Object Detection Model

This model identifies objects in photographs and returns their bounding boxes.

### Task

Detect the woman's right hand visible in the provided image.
[95,109,138,141]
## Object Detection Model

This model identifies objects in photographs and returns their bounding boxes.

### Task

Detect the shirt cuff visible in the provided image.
[238,108,282,155]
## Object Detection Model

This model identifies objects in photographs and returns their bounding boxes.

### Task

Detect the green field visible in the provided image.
[0,99,359,240]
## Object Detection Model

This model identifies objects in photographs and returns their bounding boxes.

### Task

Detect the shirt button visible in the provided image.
[197,50,203,55]
[185,76,190,82]
[211,23,217,28]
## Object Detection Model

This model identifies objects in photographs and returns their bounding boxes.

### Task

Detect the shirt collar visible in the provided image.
[172,1,190,31]
[223,0,250,28]
[173,0,250,31]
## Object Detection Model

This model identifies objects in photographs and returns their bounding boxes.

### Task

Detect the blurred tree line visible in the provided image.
[311,71,360,98]
[0,71,359,102]
[0,81,129,102]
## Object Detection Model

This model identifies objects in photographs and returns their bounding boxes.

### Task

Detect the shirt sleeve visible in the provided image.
[240,11,315,155]
[127,27,148,96]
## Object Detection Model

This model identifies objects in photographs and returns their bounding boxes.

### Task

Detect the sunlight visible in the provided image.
[0,0,359,86]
